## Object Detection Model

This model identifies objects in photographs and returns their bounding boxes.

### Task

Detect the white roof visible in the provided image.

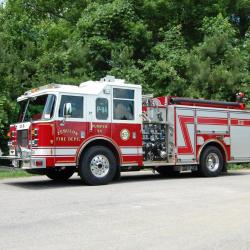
[17,76,141,101]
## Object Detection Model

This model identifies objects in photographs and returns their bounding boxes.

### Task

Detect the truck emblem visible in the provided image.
[120,129,130,141]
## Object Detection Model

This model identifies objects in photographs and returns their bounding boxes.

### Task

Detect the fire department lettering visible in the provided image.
[56,128,80,142]
[57,129,79,136]
[92,124,108,134]
[56,137,80,142]
[92,124,108,129]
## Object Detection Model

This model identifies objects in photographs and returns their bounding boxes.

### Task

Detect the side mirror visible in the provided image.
[63,103,72,118]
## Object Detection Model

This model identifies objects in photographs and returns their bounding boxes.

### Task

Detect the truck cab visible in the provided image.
[6,76,143,184]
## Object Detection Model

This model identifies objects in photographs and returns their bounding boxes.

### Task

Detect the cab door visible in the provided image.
[55,94,87,166]
[87,92,111,141]
[111,87,143,165]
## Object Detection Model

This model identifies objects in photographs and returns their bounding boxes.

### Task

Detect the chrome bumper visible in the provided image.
[0,156,46,170]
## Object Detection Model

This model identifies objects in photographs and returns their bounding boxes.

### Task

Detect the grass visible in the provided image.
[0,164,249,180]
[228,164,250,170]
[0,168,33,180]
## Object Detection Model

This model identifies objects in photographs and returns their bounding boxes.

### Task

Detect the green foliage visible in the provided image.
[0,168,33,179]
[143,25,188,96]
[0,0,249,152]
[186,14,249,100]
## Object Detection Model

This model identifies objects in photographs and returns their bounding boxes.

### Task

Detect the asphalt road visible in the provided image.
[0,170,250,250]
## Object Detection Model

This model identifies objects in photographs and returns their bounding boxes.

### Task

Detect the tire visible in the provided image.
[79,146,117,185]
[46,167,75,181]
[199,146,223,177]
[156,166,180,176]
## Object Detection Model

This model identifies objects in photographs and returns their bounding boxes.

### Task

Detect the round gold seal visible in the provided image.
[120,129,130,141]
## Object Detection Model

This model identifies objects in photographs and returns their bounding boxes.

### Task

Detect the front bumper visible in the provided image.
[0,156,46,170]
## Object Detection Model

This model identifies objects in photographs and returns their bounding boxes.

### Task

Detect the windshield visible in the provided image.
[18,94,56,122]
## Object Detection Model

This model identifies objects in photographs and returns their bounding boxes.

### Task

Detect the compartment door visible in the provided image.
[176,108,196,163]
[230,112,250,161]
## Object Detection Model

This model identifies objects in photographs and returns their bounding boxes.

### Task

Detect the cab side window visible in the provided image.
[59,95,83,118]
[96,98,108,120]
[113,88,134,120]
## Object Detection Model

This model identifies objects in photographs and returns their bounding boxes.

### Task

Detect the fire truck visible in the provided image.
[2,76,250,185]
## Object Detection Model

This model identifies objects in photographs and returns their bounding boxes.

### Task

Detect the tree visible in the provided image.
[143,25,188,96]
[0,0,249,152]
[186,14,249,100]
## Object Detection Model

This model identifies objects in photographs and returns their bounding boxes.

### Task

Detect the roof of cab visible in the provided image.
[17,76,141,101]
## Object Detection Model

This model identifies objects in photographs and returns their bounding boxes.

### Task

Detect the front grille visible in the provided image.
[17,129,28,147]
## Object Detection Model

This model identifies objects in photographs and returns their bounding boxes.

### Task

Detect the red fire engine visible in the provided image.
[2,76,249,185]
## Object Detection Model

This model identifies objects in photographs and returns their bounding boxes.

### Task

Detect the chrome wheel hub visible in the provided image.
[206,153,220,172]
[90,155,110,178]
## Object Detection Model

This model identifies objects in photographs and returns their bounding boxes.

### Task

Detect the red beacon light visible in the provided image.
[236,92,248,109]
[236,92,247,102]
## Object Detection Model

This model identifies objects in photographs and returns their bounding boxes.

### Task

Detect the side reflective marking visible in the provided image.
[178,116,194,155]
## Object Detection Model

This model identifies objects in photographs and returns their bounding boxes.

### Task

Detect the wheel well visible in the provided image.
[199,141,227,171]
[77,139,121,167]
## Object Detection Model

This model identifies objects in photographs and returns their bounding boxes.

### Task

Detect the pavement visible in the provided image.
[0,170,250,250]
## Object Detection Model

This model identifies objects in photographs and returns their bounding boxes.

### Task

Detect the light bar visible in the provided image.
[24,83,61,95]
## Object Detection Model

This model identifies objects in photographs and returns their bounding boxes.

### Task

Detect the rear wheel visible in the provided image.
[79,146,117,185]
[46,167,75,181]
[199,146,223,177]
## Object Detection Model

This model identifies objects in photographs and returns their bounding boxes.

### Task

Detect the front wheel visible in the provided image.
[79,146,117,185]
[199,146,223,177]
[46,167,75,181]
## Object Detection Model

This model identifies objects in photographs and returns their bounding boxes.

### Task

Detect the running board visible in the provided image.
[174,165,198,172]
